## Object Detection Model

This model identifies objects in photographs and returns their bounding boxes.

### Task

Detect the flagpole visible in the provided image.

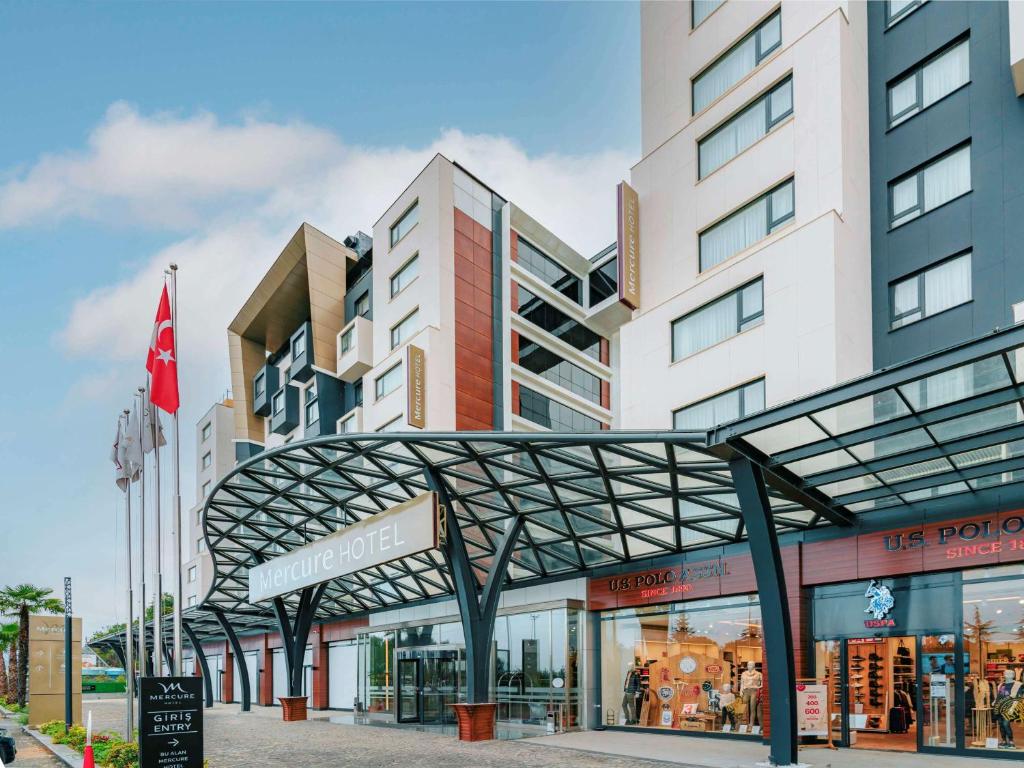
[169,263,184,676]
[144,386,164,677]
[136,391,148,678]
[121,411,135,741]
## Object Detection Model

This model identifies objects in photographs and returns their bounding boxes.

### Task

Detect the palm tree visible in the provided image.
[0,622,18,700]
[0,584,64,707]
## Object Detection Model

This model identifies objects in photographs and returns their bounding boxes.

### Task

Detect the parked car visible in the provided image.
[0,727,15,763]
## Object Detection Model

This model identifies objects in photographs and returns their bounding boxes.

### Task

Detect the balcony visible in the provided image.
[251,363,280,417]
[269,385,299,435]
[289,321,314,383]
[337,315,373,383]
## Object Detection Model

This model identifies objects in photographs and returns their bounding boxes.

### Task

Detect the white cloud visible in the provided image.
[35,104,631,437]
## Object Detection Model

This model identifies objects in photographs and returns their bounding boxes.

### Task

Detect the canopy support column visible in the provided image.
[182,620,214,709]
[424,468,523,704]
[214,609,251,712]
[273,584,326,698]
[730,457,797,767]
[111,640,128,672]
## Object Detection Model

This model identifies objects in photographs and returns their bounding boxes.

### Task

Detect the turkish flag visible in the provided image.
[147,284,179,413]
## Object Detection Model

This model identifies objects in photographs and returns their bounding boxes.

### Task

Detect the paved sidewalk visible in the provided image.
[0,715,62,767]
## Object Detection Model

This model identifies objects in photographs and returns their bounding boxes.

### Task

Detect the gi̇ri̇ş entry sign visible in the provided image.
[247,491,440,603]
[139,677,203,768]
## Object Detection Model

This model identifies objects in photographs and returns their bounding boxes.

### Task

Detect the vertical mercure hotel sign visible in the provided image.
[248,491,440,602]
[406,344,426,429]
[617,180,640,310]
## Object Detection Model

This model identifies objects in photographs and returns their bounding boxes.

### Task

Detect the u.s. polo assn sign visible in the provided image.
[248,491,440,602]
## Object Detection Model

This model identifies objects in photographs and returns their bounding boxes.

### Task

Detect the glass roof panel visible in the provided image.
[845,495,902,512]
[816,473,882,498]
[929,403,1023,443]
[951,440,1024,469]
[900,481,970,502]
[969,470,1024,490]
[745,417,828,454]
[846,428,934,462]
[785,448,857,477]
[875,457,954,485]
[898,355,1010,411]
[812,389,910,435]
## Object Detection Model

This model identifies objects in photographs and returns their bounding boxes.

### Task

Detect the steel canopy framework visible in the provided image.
[201,432,820,620]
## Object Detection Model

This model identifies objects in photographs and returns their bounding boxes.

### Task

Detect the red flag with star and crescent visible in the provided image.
[147,284,179,413]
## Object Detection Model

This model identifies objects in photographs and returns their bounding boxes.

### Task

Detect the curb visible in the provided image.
[19,726,84,768]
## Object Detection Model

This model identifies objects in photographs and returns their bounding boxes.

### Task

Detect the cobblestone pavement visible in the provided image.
[82,698,692,768]
[1,716,62,767]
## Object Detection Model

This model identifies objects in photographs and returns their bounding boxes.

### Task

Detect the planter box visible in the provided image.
[278,696,308,722]
[448,703,496,742]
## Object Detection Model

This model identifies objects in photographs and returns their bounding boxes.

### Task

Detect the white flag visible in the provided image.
[140,389,167,455]
[121,404,144,481]
[111,417,130,491]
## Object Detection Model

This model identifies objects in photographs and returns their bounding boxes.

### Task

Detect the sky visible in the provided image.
[0,1,640,637]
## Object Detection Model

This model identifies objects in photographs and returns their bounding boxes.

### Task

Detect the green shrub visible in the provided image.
[105,740,139,768]
[39,720,66,738]
[16,712,27,725]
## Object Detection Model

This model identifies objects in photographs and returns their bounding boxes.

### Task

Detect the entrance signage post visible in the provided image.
[138,676,203,768]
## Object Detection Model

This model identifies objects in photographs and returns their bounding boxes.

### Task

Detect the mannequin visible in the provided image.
[719,682,737,728]
[740,661,763,726]
[622,662,642,725]
[994,669,1022,748]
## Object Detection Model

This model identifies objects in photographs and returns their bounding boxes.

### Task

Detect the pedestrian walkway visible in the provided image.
[0,716,61,767]
[528,729,1020,768]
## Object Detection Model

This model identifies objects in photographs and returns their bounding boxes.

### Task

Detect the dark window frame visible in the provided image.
[698,179,794,272]
[691,0,724,29]
[691,10,782,116]
[673,378,766,430]
[886,0,926,28]
[889,250,972,331]
[304,383,319,426]
[389,200,419,248]
[390,308,420,351]
[375,362,403,400]
[390,253,420,298]
[887,142,971,229]
[698,76,793,179]
[887,35,969,128]
[671,277,765,361]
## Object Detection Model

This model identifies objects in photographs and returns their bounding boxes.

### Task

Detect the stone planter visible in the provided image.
[279,696,308,721]
[449,702,497,741]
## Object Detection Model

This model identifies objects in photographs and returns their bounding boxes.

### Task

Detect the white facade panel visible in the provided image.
[328,643,358,710]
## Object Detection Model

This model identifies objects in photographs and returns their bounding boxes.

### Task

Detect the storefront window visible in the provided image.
[600,595,762,734]
[963,565,1024,753]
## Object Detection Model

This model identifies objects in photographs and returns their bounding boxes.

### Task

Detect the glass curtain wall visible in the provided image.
[600,595,763,735]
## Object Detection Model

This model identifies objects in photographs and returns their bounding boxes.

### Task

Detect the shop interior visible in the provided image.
[601,596,763,734]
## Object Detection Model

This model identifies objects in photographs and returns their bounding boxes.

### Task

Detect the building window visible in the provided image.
[187,595,197,608]
[887,0,926,27]
[202,480,211,498]
[272,390,285,415]
[390,254,419,297]
[339,414,356,433]
[692,10,781,115]
[674,379,765,430]
[890,252,971,330]
[188,566,197,583]
[375,363,403,400]
[889,144,970,228]
[889,38,969,127]
[304,383,319,425]
[354,379,364,406]
[196,509,201,526]
[516,284,602,360]
[517,237,582,305]
[291,330,306,359]
[201,422,212,442]
[201,451,211,469]
[588,256,618,307]
[692,0,724,28]
[376,416,403,432]
[699,180,793,271]
[672,278,763,361]
[390,201,418,247]
[355,292,370,317]
[390,308,420,351]
[196,538,205,554]
[519,385,602,432]
[600,595,762,730]
[254,373,265,399]
[518,336,604,405]
[339,326,354,355]
[699,77,793,179]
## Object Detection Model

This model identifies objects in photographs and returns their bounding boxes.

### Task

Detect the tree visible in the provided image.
[965,605,995,676]
[0,622,17,700]
[0,584,64,707]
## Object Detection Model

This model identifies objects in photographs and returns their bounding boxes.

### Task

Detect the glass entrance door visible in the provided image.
[920,634,958,749]
[421,654,458,724]
[397,658,420,723]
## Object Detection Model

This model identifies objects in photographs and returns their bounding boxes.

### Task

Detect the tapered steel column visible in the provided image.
[214,610,251,712]
[729,457,797,767]
[424,468,523,703]
[182,621,214,708]
[273,584,326,698]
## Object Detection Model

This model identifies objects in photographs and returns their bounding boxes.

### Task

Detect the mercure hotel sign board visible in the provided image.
[248,491,440,603]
